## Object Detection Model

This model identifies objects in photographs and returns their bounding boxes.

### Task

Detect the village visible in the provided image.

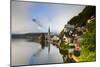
[39,15,96,63]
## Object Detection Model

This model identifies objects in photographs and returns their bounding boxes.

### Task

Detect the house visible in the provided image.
[52,35,59,41]
[64,24,75,33]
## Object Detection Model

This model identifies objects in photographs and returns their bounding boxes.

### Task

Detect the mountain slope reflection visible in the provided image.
[29,44,63,64]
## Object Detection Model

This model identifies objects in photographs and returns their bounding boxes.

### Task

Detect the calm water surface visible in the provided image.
[11,39,63,66]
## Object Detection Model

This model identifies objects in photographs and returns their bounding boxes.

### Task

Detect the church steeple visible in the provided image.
[48,25,50,35]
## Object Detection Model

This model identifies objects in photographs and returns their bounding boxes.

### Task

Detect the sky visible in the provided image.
[11,1,86,34]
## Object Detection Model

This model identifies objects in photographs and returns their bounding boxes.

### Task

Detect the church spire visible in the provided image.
[48,25,50,35]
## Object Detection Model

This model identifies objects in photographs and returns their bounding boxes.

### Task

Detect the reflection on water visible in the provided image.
[11,39,63,66]
[40,33,46,49]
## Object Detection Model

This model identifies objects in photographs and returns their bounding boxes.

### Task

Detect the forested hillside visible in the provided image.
[59,6,96,62]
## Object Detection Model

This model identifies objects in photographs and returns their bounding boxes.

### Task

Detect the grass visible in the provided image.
[79,46,96,62]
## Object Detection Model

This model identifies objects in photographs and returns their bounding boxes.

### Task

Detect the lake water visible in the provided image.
[11,39,63,66]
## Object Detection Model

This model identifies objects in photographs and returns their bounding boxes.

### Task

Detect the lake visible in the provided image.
[11,39,63,66]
